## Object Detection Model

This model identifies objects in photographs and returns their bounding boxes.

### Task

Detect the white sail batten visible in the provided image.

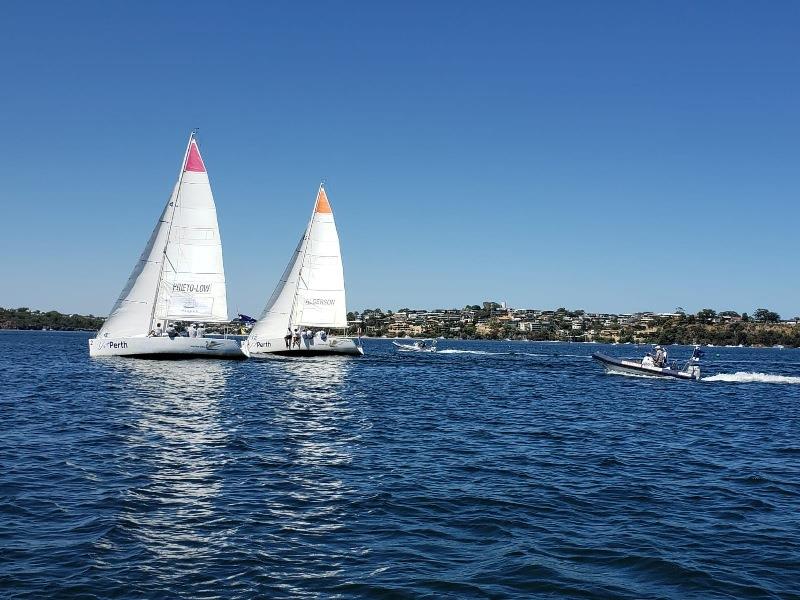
[249,186,348,341]
[97,135,229,338]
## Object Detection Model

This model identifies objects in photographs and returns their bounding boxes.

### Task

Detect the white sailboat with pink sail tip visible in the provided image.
[89,132,244,359]
[243,185,363,357]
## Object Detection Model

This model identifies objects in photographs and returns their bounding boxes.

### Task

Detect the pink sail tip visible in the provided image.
[185,140,206,173]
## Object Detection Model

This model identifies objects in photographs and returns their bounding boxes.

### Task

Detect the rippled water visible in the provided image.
[2,331,800,599]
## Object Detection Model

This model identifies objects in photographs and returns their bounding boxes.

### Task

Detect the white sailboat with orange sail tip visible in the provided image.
[243,185,363,357]
[89,132,244,359]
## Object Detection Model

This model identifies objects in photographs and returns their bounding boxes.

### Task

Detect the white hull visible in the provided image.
[89,336,245,359]
[242,336,363,357]
[602,362,679,379]
[592,352,699,380]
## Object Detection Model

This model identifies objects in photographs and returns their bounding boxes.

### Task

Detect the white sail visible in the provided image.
[249,235,305,341]
[249,186,347,341]
[97,135,229,338]
[293,187,347,328]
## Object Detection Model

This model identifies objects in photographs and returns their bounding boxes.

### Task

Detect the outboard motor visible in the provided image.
[686,345,703,379]
[687,363,701,380]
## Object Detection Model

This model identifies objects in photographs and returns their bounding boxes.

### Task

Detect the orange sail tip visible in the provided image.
[185,140,206,173]
[315,187,332,213]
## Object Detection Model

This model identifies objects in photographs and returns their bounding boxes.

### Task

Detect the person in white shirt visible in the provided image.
[153,323,163,337]
[654,345,667,367]
[187,323,197,338]
[196,323,205,338]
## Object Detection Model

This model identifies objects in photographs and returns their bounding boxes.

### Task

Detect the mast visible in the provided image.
[147,130,196,332]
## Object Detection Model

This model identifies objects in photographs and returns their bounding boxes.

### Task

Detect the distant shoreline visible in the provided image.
[3,305,800,348]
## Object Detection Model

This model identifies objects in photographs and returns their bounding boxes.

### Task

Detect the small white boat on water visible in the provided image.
[243,185,363,357]
[89,133,244,359]
[592,346,703,381]
[393,339,437,352]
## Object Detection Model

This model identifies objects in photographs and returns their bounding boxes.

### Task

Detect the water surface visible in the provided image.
[1,332,799,598]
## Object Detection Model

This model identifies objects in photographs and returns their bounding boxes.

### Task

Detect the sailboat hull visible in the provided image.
[242,336,363,357]
[89,336,246,359]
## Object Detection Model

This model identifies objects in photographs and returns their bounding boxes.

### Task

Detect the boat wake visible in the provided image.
[703,371,800,384]
[437,349,498,355]
[435,349,546,357]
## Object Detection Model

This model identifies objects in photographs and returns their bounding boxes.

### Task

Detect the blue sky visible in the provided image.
[1,2,798,317]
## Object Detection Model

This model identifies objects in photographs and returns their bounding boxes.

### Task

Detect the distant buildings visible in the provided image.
[348,302,798,345]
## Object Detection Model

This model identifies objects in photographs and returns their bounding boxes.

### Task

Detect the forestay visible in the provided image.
[97,135,229,338]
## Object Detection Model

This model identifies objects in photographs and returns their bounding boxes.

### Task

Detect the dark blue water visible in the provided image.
[2,331,800,599]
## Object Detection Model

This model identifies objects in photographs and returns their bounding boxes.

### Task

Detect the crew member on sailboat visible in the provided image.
[88,132,244,359]
[243,185,363,357]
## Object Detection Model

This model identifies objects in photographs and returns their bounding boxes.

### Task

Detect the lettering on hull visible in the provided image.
[98,340,128,350]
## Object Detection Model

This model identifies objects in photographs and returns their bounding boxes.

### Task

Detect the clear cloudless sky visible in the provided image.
[1,1,798,317]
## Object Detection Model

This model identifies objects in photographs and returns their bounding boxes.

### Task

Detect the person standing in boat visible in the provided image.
[284,327,292,349]
[292,327,300,349]
[187,323,197,338]
[654,345,667,367]
[196,323,205,338]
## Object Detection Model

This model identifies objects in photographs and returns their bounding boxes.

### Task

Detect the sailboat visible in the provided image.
[243,185,363,357]
[89,132,244,359]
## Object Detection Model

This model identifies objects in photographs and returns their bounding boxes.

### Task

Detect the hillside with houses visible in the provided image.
[348,303,800,347]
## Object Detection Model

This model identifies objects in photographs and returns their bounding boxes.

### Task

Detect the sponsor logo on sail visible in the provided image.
[173,283,212,293]
[304,298,335,306]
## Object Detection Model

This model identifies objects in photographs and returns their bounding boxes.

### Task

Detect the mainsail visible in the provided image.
[250,186,348,341]
[97,134,229,338]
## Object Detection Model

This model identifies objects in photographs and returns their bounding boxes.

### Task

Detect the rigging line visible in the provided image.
[287,188,320,328]
[164,252,178,272]
[148,131,194,330]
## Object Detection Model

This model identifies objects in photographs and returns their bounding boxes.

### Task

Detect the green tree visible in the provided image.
[753,308,780,323]
[696,308,717,324]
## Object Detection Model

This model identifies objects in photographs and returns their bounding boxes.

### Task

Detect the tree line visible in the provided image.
[0,307,104,331]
